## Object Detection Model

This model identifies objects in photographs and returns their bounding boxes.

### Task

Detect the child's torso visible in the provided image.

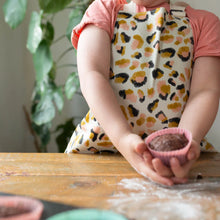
[65,2,201,154]
[110,2,194,138]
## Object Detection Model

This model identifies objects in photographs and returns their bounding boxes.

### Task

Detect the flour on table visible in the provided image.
[109,178,220,220]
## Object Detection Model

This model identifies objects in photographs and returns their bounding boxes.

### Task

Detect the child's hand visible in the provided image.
[117,133,175,186]
[169,139,200,179]
[144,139,200,184]
[118,134,200,186]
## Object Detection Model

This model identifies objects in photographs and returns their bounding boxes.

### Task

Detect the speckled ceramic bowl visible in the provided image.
[145,128,192,166]
[0,196,43,220]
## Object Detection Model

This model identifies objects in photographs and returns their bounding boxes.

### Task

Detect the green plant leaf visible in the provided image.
[31,89,41,115]
[48,62,56,81]
[66,8,83,42]
[38,0,73,13]
[26,11,43,54]
[55,117,76,152]
[3,0,27,29]
[33,40,53,85]
[41,21,54,45]
[32,93,55,125]
[65,72,80,100]
[32,122,51,151]
[53,86,64,112]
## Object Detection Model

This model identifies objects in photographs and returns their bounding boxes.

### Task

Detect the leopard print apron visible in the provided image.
[65,2,215,154]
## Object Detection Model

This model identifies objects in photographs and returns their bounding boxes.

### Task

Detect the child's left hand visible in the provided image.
[143,139,200,183]
[169,139,200,179]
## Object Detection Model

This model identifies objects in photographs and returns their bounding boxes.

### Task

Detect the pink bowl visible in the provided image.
[0,196,43,220]
[145,128,192,166]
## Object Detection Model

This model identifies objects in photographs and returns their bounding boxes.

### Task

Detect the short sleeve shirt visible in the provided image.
[71,0,220,61]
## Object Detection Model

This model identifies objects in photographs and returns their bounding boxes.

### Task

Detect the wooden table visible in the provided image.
[0,153,220,219]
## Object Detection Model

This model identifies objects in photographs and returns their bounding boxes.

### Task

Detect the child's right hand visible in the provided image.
[117,133,173,186]
[117,133,190,186]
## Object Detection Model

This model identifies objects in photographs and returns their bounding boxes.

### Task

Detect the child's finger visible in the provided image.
[133,152,174,186]
[152,158,173,177]
[187,140,200,161]
[171,176,188,184]
[140,165,174,186]
[170,157,195,178]
[170,157,187,178]
[143,151,154,170]
[135,141,148,155]
[170,139,200,179]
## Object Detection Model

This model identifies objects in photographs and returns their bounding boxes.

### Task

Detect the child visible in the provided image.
[65,0,220,186]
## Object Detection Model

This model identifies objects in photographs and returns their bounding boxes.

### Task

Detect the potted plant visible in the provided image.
[3,0,92,152]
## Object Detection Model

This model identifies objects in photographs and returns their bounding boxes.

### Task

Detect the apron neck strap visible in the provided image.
[170,2,188,18]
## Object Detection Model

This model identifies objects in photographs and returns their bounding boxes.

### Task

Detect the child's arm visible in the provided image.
[170,56,220,178]
[77,25,176,186]
[143,56,220,181]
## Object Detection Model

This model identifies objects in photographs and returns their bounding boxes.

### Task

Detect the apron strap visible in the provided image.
[170,2,188,18]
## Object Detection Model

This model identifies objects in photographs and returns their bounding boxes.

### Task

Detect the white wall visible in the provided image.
[0,2,32,152]
[0,1,219,152]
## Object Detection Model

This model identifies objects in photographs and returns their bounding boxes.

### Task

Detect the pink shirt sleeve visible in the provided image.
[71,0,126,49]
[186,6,220,60]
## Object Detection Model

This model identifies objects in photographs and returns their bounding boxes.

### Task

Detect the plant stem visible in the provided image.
[75,91,83,96]
[51,14,56,23]
[53,35,66,45]
[57,64,77,69]
[56,47,73,63]
[23,106,42,153]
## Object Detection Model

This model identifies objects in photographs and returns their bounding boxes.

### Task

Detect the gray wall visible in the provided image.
[0,1,219,152]
[0,1,88,152]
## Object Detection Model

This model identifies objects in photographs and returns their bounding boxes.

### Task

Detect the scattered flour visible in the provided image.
[109,178,220,220]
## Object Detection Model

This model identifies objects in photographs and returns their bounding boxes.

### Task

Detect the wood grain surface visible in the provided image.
[0,152,219,219]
